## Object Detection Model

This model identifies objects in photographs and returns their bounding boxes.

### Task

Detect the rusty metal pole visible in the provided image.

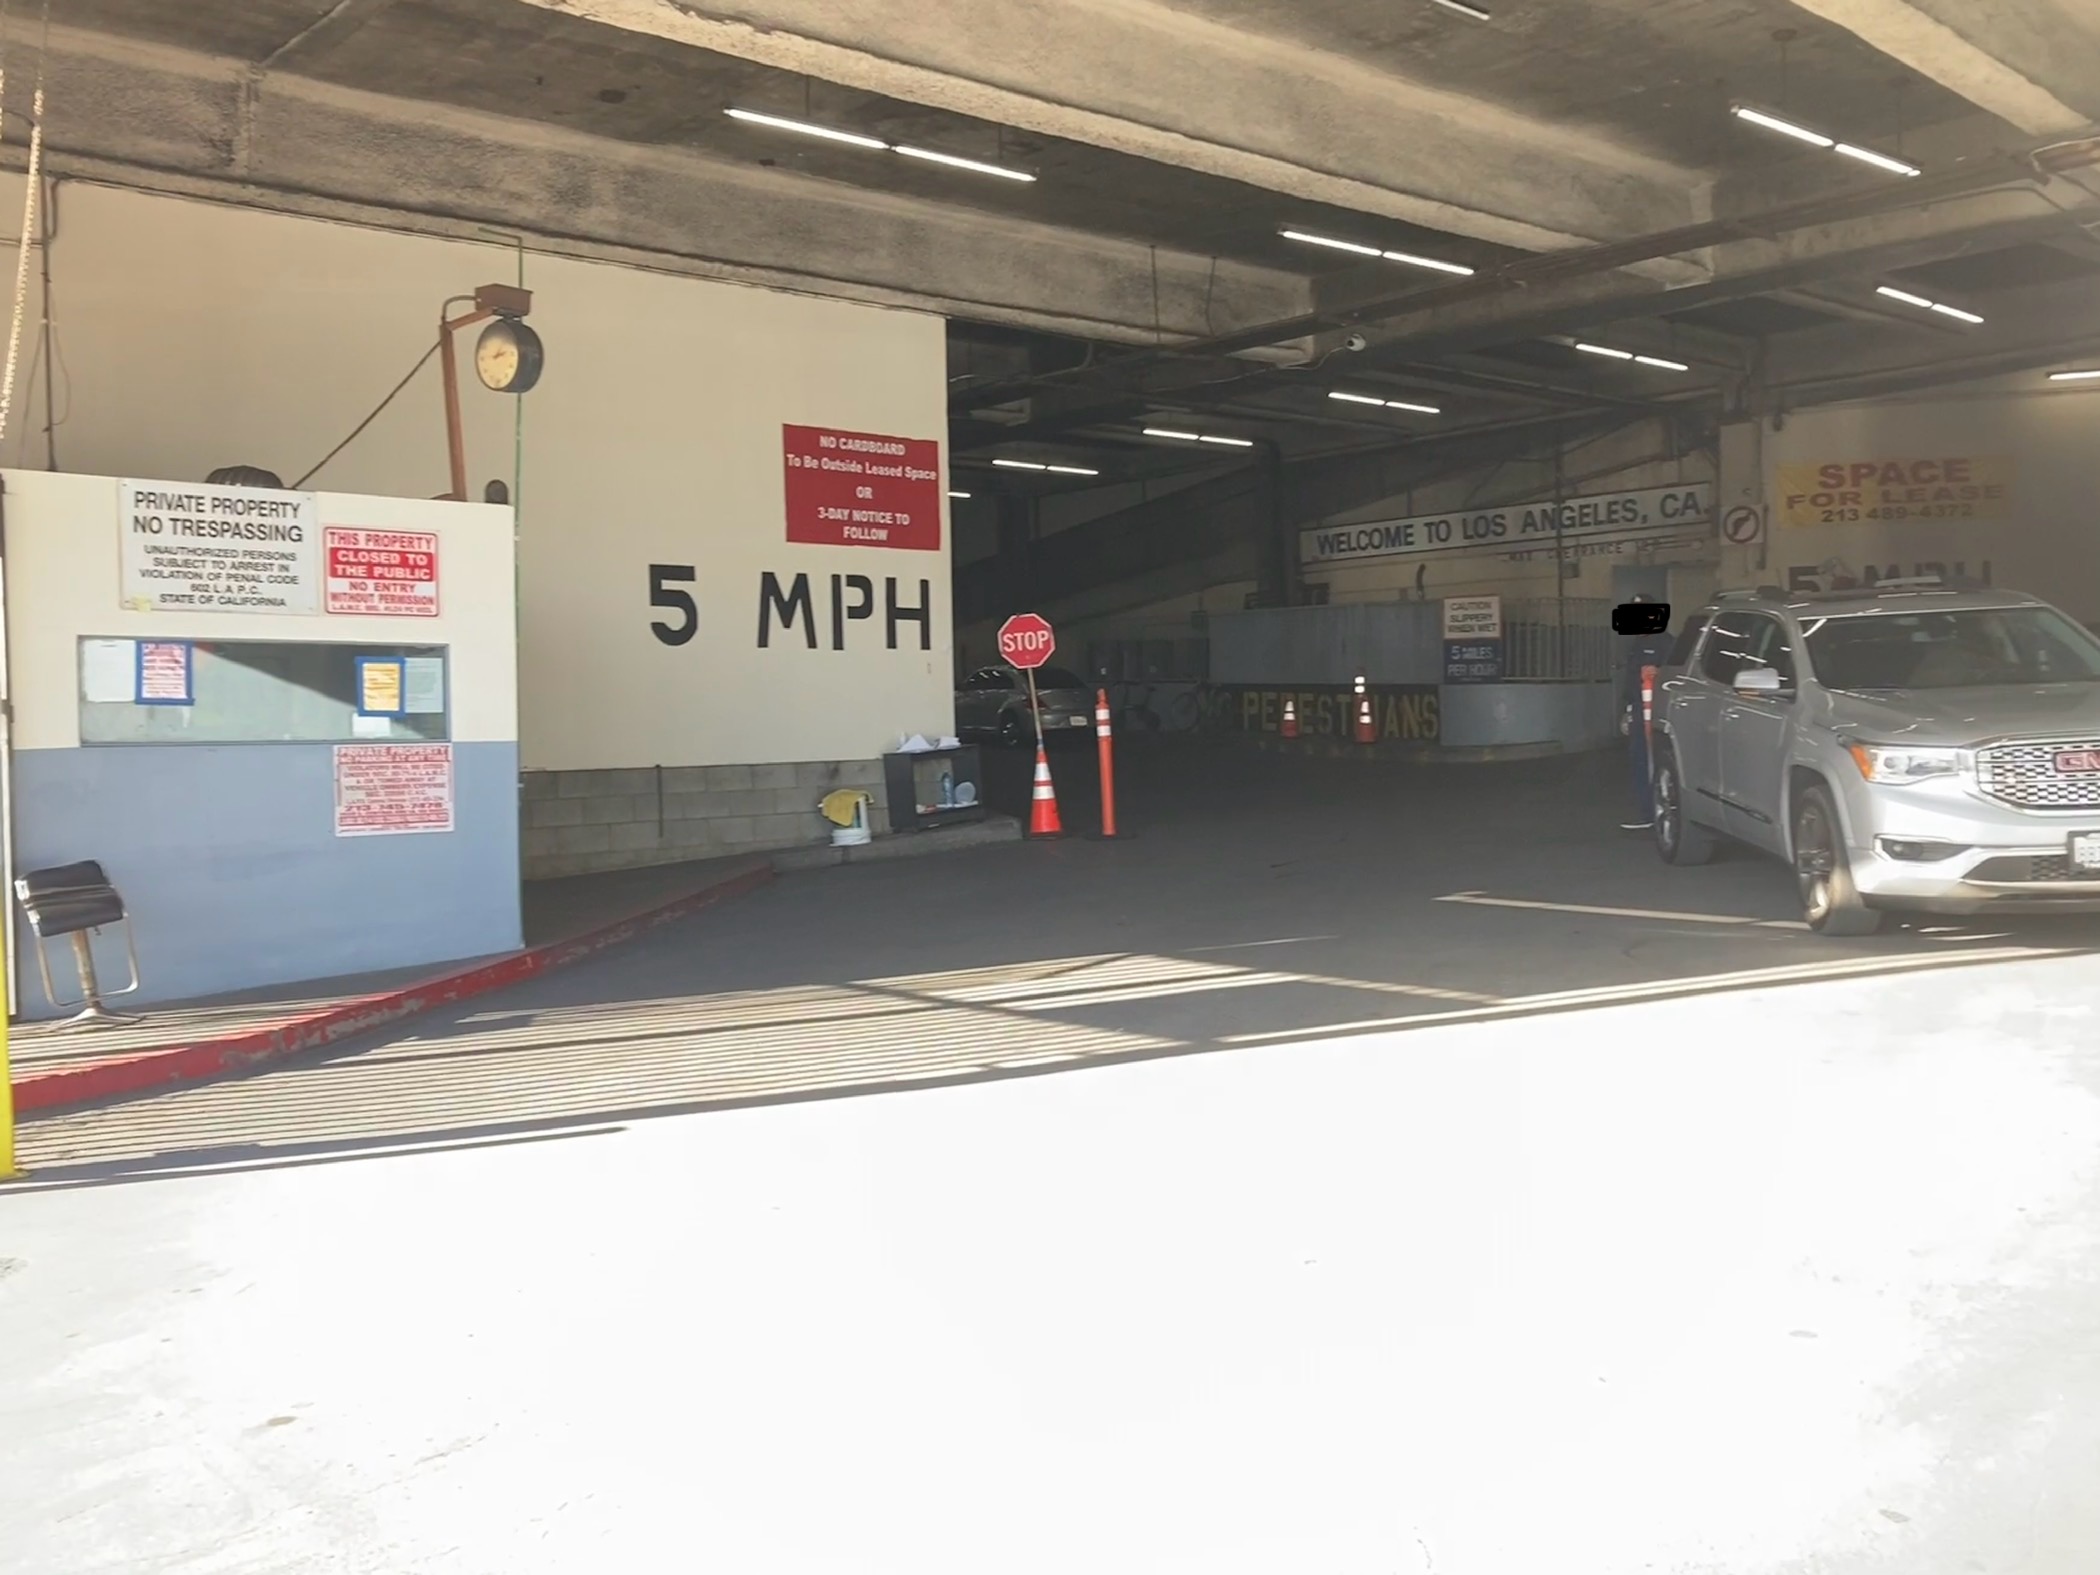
[439,319,469,503]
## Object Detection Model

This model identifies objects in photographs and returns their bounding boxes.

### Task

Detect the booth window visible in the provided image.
[78,638,451,745]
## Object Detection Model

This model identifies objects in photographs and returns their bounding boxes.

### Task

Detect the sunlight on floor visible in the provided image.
[17,940,2085,1175]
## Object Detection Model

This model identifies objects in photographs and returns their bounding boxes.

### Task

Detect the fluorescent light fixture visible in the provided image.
[2050,369,2100,382]
[1281,229,1382,258]
[1282,230,1472,275]
[1429,0,1492,18]
[1877,284,1983,324]
[1730,104,1835,148]
[1327,390,1442,415]
[1143,427,1203,441]
[1578,340,1689,371]
[1383,249,1475,276]
[1199,434,1256,447]
[1835,142,1921,178]
[895,145,1036,181]
[1732,104,1924,179]
[948,490,972,499]
[993,459,1047,471]
[1045,464,1099,476]
[725,108,886,150]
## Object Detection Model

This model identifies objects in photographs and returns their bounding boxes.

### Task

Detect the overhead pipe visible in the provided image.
[948,137,2100,425]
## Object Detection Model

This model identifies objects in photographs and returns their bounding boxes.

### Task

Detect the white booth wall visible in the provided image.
[1,177,954,879]
[4,470,519,1015]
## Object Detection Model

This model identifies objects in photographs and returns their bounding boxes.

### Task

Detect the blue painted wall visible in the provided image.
[11,742,520,1018]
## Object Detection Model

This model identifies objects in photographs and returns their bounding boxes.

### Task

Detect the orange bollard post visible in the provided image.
[1640,664,1657,748]
[1281,698,1299,739]
[1094,688,1119,839]
[1351,673,1376,745]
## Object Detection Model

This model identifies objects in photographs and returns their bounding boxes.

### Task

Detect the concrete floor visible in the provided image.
[6,742,2100,1573]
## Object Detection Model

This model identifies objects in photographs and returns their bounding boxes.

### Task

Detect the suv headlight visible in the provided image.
[1846,743,1963,784]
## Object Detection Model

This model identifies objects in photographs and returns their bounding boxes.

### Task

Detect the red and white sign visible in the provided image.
[334,743,454,837]
[325,527,440,617]
[998,612,1057,670]
[783,424,943,552]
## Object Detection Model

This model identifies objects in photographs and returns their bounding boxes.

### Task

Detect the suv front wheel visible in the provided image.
[1791,782,1882,936]
[1653,744,1718,866]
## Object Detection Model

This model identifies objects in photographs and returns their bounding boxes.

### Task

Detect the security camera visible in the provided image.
[1343,333,1369,353]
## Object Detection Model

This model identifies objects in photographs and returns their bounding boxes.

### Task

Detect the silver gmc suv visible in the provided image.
[1651,582,2100,934]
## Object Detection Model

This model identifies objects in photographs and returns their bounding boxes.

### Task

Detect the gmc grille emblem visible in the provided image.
[2054,750,2100,774]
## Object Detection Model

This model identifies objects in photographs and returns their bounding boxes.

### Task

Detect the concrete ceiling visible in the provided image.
[20,0,2100,495]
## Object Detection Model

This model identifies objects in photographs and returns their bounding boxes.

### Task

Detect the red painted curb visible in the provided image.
[14,863,775,1115]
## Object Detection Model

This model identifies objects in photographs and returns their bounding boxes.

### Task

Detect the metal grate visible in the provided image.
[1970,855,2074,882]
[1975,740,2100,811]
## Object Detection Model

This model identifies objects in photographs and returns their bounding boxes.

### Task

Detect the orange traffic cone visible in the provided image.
[1281,698,1299,739]
[1352,674,1377,744]
[1027,744,1065,838]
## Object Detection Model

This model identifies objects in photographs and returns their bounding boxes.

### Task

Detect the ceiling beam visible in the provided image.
[24,22,1311,347]
[1781,0,2098,137]
[260,0,406,70]
[514,0,1706,267]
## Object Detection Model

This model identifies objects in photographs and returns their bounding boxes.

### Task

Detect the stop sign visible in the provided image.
[998,612,1057,670]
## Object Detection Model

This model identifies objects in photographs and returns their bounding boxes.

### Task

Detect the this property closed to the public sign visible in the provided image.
[782,424,943,552]
[326,527,440,616]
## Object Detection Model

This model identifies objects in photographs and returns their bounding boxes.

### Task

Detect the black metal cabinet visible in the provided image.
[882,746,987,833]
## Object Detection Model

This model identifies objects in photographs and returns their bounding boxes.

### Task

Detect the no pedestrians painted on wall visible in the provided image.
[782,425,943,552]
[119,479,320,614]
[325,527,440,617]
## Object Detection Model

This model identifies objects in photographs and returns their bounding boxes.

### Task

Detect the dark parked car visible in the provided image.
[955,665,1094,746]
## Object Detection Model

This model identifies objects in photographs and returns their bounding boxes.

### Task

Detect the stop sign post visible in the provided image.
[998,612,1056,748]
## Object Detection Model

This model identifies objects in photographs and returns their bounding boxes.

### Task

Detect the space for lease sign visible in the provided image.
[326,527,440,616]
[120,479,320,613]
[333,744,454,837]
[1777,456,2014,527]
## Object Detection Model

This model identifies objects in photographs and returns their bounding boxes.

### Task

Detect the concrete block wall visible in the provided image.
[522,759,889,879]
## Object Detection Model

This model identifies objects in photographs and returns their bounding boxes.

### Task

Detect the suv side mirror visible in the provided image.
[1733,666,1788,697]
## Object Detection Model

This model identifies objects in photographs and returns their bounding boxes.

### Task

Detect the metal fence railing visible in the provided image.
[1501,597,1615,681]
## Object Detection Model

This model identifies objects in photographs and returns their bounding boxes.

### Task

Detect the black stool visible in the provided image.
[15,860,143,1028]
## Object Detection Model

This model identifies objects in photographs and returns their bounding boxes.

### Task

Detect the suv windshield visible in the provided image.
[1034,667,1086,691]
[1800,607,2100,690]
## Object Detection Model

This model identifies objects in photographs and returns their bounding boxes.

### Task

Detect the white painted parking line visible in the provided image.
[1223,945,2070,1044]
[1437,891,1809,930]
[1185,935,1341,953]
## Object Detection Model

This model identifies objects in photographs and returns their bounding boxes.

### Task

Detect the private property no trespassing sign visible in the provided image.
[325,527,440,617]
